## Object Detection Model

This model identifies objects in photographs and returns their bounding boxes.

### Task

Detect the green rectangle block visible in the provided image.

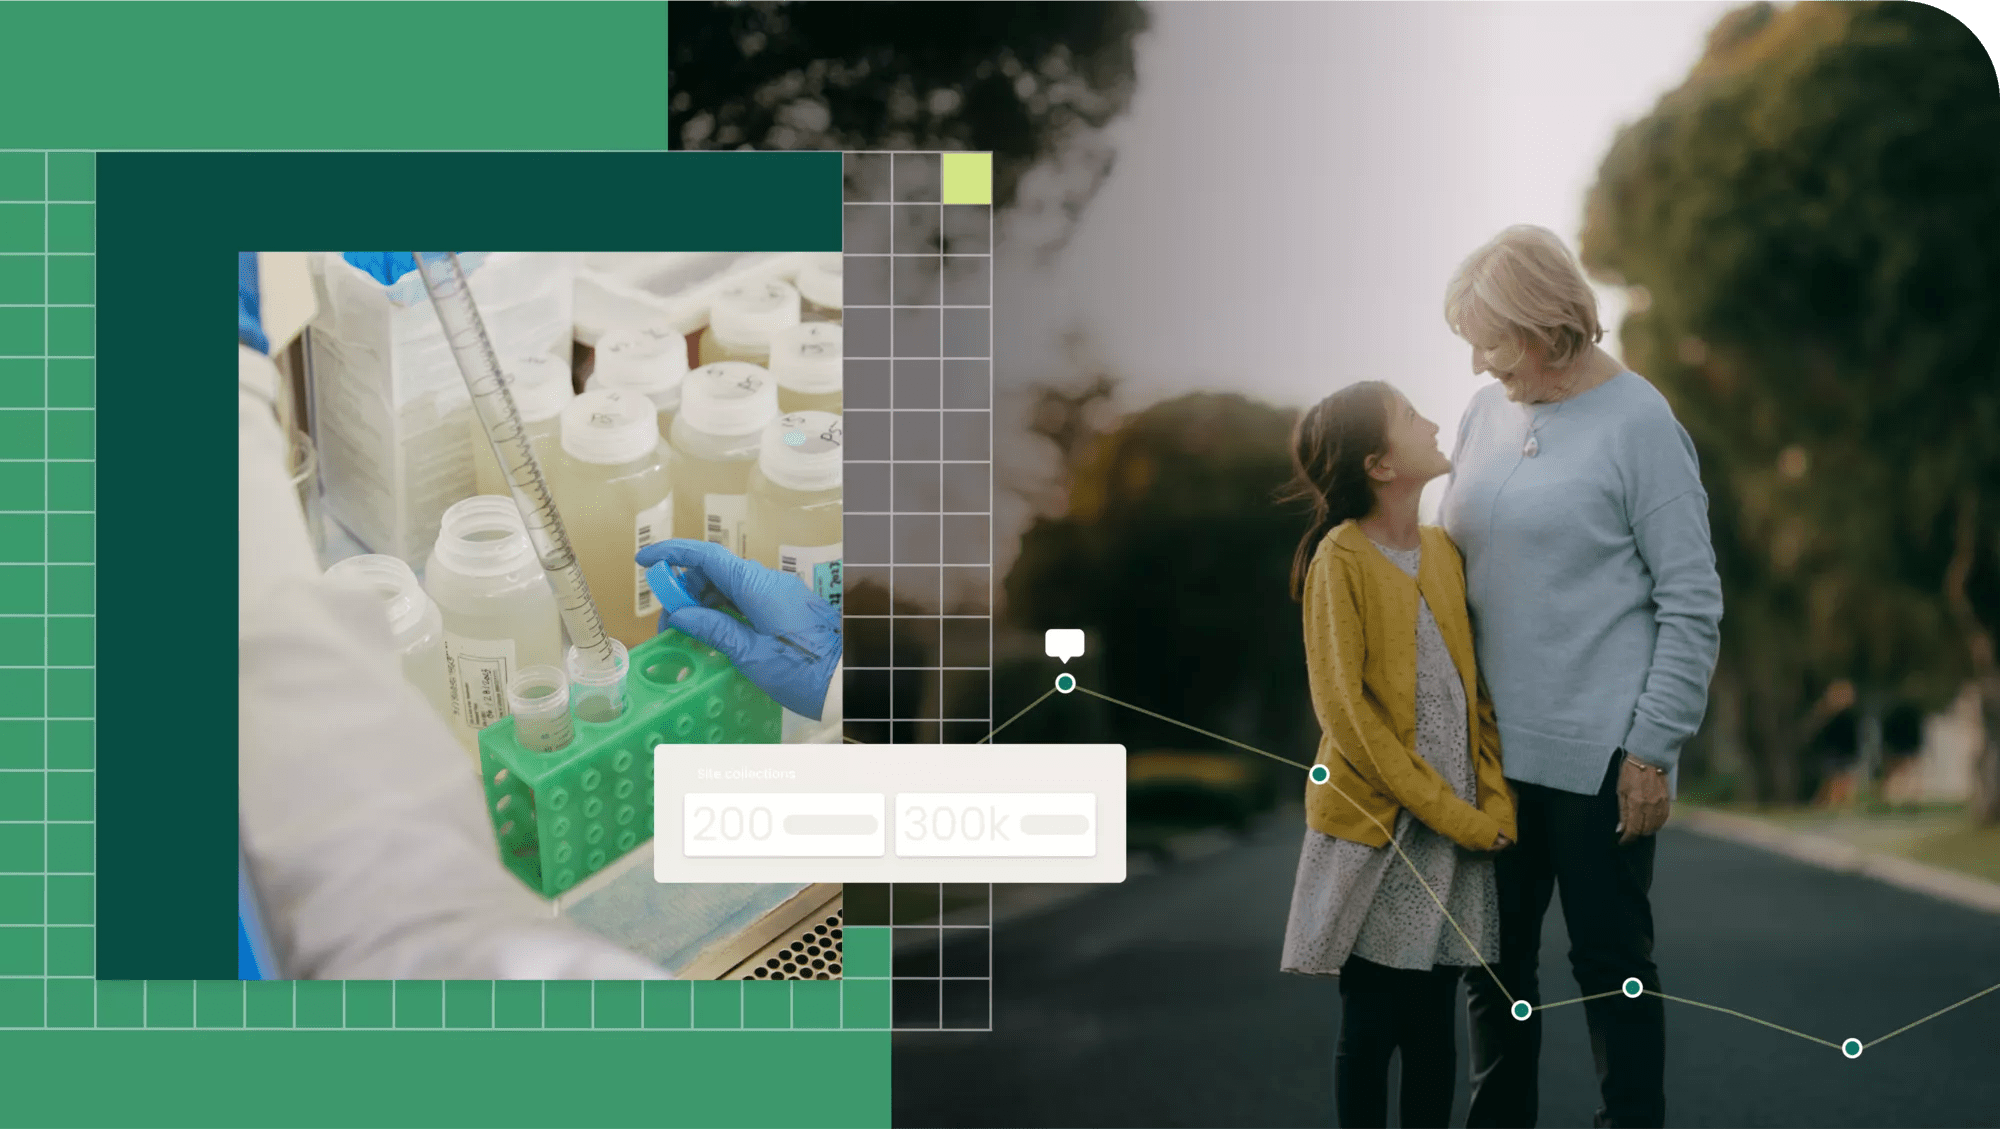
[493,980,541,1028]
[394,980,442,1028]
[0,875,38,925]
[196,980,244,1028]
[295,980,343,1027]
[0,256,42,305]
[48,154,92,203]
[146,980,194,1027]
[444,980,492,1028]
[692,980,742,1029]
[46,823,91,873]
[49,668,92,719]
[0,204,43,253]
[47,204,92,254]
[345,980,392,1027]
[0,719,39,768]
[0,977,41,1026]
[0,776,40,821]
[0,823,42,872]
[47,874,92,924]
[47,256,92,306]
[0,614,43,665]
[47,719,91,768]
[0,926,40,975]
[48,513,92,564]
[594,980,641,1028]
[743,979,792,1029]
[47,410,90,458]
[48,307,92,359]
[47,770,92,822]
[0,153,43,201]
[0,359,41,409]
[47,461,93,513]
[48,977,95,1027]
[48,565,91,614]
[842,979,891,1029]
[793,979,842,1028]
[0,307,43,355]
[543,979,591,1028]
[96,980,143,1027]
[0,462,43,512]
[47,358,90,409]
[843,927,890,977]
[0,516,43,567]
[245,980,292,1027]
[47,616,92,666]
[643,979,691,1028]
[46,925,92,976]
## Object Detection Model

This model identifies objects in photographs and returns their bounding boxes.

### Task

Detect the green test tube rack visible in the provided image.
[478,627,782,898]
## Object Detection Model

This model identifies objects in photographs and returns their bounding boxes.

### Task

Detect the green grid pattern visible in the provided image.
[0,150,891,1031]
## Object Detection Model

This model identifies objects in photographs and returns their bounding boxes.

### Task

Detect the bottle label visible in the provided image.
[441,632,517,733]
[704,492,749,557]
[635,495,674,616]
[779,541,843,608]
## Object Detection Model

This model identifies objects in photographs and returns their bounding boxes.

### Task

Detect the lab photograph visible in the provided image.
[236,250,848,982]
[665,0,2000,1125]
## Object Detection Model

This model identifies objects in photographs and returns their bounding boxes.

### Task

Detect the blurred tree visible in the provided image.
[843,578,935,745]
[1582,1,2000,815]
[668,1,1149,239]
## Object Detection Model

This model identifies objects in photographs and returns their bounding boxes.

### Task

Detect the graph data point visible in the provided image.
[1512,1000,1533,1022]
[1623,977,1644,998]
[1054,673,1076,694]
[1842,1038,1863,1059]
[1309,764,1330,785]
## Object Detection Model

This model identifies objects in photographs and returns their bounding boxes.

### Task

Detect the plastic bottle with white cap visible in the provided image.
[323,554,455,736]
[422,496,566,758]
[668,362,782,556]
[744,411,843,601]
[468,354,576,500]
[545,389,674,649]
[589,323,688,440]
[696,278,802,367]
[769,322,843,415]
[793,253,843,324]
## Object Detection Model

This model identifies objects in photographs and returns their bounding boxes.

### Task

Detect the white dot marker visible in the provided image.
[1842,1038,1863,1060]
[1054,673,1076,694]
[1511,1000,1533,1021]
[1309,764,1330,785]
[1623,977,1644,998]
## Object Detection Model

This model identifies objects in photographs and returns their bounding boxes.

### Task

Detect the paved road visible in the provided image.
[894,813,2000,1128]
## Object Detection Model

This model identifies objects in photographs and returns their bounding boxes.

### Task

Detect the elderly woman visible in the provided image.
[1438,225,1723,1129]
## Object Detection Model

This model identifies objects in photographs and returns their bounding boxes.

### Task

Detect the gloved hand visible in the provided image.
[635,539,842,720]
[238,252,268,354]
[342,252,423,286]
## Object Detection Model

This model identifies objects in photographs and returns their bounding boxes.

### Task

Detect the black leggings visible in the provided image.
[1336,954,1462,1128]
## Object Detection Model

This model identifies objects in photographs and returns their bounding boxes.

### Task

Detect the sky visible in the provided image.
[985,0,1741,590]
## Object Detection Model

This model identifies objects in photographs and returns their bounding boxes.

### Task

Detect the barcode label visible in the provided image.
[704,493,748,556]
[441,632,516,735]
[779,541,842,606]
[635,495,673,616]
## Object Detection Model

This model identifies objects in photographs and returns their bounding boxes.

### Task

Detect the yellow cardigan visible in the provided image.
[1302,520,1518,850]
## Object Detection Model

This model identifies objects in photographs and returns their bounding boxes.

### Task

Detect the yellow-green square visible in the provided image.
[841,978,890,1029]
[594,980,641,1028]
[941,153,994,205]
[394,980,442,1027]
[49,668,91,718]
[0,256,42,304]
[47,822,91,872]
[46,925,92,975]
[0,204,43,253]
[445,980,492,1028]
[0,720,41,769]
[743,979,791,1028]
[0,925,40,974]
[48,513,91,563]
[246,981,293,1027]
[47,255,91,306]
[345,980,392,1027]
[0,154,43,202]
[0,767,41,819]
[0,615,42,665]
[196,980,244,1027]
[0,515,43,564]
[48,308,91,359]
[0,463,42,511]
[47,204,91,254]
[0,308,42,357]
[147,980,194,1027]
[47,720,90,768]
[48,565,91,613]
[47,359,90,409]
[48,616,90,666]
[295,980,343,1027]
[97,980,143,1027]
[0,360,41,408]
[0,824,40,871]
[494,980,541,1028]
[47,874,92,924]
[692,980,741,1028]
[48,460,91,514]
[48,410,90,458]
[642,979,691,1028]
[47,771,91,822]
[843,926,889,977]
[47,978,95,1027]
[0,978,41,1026]
[48,154,92,203]
[544,979,591,1027]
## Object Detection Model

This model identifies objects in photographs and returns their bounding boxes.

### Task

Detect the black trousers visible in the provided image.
[1465,751,1665,1129]
[1335,954,1462,1128]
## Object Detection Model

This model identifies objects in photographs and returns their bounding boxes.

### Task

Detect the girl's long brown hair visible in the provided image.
[1276,381,1394,601]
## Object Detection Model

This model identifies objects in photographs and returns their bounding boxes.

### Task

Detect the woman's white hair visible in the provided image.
[1444,224,1604,370]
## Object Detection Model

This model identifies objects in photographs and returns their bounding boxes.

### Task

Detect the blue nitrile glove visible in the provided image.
[238,252,269,354]
[342,252,423,286]
[635,539,841,720]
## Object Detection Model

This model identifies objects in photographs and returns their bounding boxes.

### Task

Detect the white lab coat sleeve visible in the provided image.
[237,346,668,981]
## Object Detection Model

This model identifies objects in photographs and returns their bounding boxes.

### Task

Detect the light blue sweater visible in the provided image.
[1439,371,1723,798]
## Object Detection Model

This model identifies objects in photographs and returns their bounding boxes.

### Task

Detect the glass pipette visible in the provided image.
[411,252,621,679]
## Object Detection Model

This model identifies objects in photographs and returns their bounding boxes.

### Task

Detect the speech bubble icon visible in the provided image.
[1045,628,1086,665]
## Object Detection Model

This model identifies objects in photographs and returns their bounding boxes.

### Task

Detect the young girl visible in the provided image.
[1277,381,1518,1129]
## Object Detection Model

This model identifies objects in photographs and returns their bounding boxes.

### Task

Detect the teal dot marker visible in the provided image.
[1623,977,1644,998]
[1309,764,1330,785]
[782,429,806,447]
[1512,1000,1533,1021]
[1842,1038,1863,1060]
[1054,673,1076,694]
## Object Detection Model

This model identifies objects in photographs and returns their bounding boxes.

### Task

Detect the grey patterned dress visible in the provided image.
[1281,539,1501,975]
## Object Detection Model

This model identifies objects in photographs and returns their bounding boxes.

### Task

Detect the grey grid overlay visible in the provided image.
[840,152,995,1032]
